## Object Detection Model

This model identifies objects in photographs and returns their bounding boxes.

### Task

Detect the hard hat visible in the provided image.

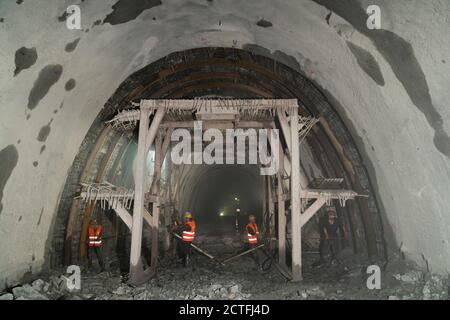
[184,211,193,219]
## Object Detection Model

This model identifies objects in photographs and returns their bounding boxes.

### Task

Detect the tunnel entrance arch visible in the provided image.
[52,47,387,284]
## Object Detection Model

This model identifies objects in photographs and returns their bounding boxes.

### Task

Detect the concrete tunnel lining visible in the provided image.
[0,0,449,290]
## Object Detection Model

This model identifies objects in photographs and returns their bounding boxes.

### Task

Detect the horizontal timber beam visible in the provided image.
[160,120,275,129]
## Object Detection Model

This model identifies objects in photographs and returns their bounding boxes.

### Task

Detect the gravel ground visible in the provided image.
[1,235,449,300]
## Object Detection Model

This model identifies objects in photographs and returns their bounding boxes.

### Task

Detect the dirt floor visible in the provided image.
[1,234,449,300]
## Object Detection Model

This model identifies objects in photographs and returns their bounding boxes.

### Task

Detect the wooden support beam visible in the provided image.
[267,175,275,250]
[129,107,165,285]
[139,98,298,111]
[160,120,275,129]
[262,176,267,233]
[148,128,173,194]
[289,107,302,282]
[150,134,162,272]
[276,109,292,151]
[276,109,309,190]
[145,109,166,153]
[300,197,327,228]
[163,154,174,251]
[277,144,286,267]
[114,205,133,229]
[143,208,154,228]
[129,107,151,284]
[300,189,359,200]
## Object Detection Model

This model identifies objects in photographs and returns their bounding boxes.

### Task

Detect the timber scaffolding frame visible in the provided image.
[78,98,363,285]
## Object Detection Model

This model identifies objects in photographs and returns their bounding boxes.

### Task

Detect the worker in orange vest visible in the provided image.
[87,219,105,271]
[244,214,261,269]
[173,211,196,267]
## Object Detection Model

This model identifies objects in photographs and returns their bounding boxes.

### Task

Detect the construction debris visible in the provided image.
[2,236,448,300]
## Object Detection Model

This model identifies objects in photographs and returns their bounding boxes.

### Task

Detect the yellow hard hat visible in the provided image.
[184,211,193,219]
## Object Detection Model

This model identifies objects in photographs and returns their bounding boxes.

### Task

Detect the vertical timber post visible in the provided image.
[150,133,162,271]
[129,106,151,284]
[290,105,302,281]
[267,175,275,250]
[129,106,165,284]
[277,144,286,267]
[262,176,267,231]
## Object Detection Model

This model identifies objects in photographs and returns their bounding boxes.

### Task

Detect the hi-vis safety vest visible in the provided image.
[88,225,103,248]
[182,220,196,243]
[247,223,259,244]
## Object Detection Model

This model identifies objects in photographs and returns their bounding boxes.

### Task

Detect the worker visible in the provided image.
[314,208,347,267]
[244,214,261,269]
[173,211,196,267]
[87,219,105,271]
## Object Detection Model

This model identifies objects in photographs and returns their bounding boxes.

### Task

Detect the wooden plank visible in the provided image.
[267,175,275,249]
[150,134,162,271]
[160,120,275,129]
[143,208,154,228]
[290,106,302,282]
[140,99,299,111]
[276,109,292,151]
[129,107,151,284]
[114,205,133,229]
[277,144,286,267]
[148,128,173,194]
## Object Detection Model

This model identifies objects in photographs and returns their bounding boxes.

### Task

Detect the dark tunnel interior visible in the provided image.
[184,165,263,236]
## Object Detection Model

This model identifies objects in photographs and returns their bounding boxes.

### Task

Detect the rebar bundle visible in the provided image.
[298,116,319,145]
[79,181,134,210]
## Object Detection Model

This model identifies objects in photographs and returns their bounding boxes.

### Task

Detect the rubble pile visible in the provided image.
[1,236,448,300]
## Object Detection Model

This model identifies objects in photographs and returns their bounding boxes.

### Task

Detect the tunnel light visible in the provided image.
[234,197,239,201]
[220,212,224,217]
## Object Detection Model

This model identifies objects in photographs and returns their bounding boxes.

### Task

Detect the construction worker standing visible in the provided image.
[314,207,347,267]
[244,214,261,269]
[87,219,105,271]
[174,211,196,267]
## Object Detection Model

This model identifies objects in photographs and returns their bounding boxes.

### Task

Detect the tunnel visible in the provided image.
[0,0,449,301]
